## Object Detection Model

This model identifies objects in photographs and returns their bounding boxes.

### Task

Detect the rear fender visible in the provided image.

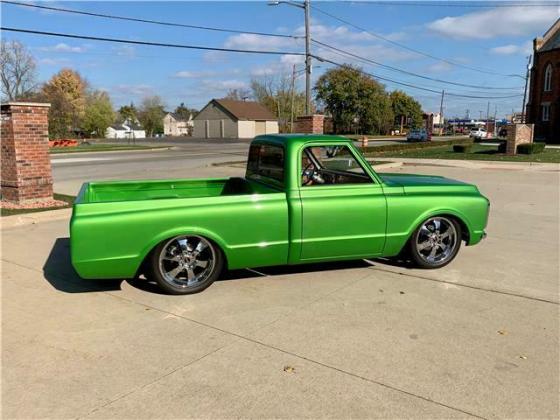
[136,226,230,271]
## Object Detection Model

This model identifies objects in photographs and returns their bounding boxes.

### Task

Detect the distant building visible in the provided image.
[163,112,193,136]
[526,18,559,142]
[106,120,146,139]
[192,99,278,139]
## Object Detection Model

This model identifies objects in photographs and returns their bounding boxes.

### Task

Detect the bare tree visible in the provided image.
[224,88,251,101]
[0,40,38,101]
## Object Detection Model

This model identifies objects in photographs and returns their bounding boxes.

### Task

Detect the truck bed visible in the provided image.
[76,177,274,204]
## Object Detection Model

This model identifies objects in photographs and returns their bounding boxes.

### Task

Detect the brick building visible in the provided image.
[527,18,560,142]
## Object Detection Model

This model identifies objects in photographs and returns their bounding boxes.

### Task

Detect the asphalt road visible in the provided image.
[2,156,559,419]
[51,141,251,195]
[51,136,468,195]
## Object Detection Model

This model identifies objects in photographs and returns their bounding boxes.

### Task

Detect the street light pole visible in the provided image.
[304,0,311,115]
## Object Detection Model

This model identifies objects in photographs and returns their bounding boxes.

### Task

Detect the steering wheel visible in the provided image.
[302,162,325,186]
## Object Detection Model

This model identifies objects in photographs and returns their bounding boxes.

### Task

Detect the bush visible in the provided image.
[453,144,472,153]
[517,142,546,154]
[362,138,473,155]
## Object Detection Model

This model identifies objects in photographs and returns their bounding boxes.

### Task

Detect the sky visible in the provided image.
[2,0,559,119]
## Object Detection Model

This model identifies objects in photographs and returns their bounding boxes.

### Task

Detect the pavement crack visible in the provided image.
[79,343,233,419]
[104,291,487,420]
[369,266,559,305]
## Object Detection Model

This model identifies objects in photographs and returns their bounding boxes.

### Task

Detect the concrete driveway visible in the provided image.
[2,162,559,419]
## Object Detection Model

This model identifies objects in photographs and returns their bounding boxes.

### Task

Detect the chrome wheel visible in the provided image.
[158,236,216,289]
[415,217,458,265]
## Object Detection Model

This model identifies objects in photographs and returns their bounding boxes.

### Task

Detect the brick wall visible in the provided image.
[295,115,325,134]
[526,46,559,142]
[1,102,53,203]
[506,124,534,155]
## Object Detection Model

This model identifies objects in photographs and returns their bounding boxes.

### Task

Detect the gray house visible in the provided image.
[193,99,279,139]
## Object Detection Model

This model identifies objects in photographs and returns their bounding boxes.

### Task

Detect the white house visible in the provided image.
[163,112,193,136]
[193,99,278,139]
[106,121,146,139]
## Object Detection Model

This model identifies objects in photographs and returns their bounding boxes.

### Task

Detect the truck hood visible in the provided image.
[379,173,479,194]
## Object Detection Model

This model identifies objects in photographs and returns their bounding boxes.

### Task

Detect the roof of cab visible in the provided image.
[252,133,351,149]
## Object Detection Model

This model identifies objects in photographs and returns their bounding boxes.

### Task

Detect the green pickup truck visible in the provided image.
[70,134,489,294]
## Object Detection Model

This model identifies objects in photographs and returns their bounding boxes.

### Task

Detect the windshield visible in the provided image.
[246,143,284,188]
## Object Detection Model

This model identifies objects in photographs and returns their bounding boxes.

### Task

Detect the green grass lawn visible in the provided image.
[49,144,165,154]
[369,144,560,163]
[1,193,75,217]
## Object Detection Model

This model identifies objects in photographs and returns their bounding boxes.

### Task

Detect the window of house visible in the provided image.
[544,64,553,92]
[541,103,551,122]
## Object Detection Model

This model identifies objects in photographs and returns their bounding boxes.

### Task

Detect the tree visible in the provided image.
[315,65,393,134]
[82,90,115,138]
[42,69,88,138]
[250,74,305,133]
[117,103,138,123]
[138,96,165,137]
[390,90,423,131]
[174,102,198,119]
[224,88,251,101]
[0,40,38,100]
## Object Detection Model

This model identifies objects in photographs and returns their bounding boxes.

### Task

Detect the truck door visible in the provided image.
[299,144,387,261]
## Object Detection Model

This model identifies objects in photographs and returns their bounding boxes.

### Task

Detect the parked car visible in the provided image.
[407,128,430,142]
[469,127,487,140]
[70,134,490,295]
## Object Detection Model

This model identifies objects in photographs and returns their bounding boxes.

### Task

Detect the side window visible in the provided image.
[301,145,372,187]
[544,64,552,92]
[246,143,284,187]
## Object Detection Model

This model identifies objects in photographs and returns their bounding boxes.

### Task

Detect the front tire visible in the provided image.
[409,216,462,269]
[148,235,224,295]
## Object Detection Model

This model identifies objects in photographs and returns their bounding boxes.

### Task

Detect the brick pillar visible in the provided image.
[505,123,534,156]
[1,102,53,203]
[295,114,324,134]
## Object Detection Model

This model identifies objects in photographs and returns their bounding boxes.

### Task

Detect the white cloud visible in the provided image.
[490,41,532,55]
[38,57,69,66]
[40,43,86,53]
[427,7,558,39]
[426,61,453,73]
[113,84,154,97]
[207,79,249,90]
[174,70,217,78]
[113,45,135,58]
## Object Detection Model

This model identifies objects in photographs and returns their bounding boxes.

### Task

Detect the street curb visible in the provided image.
[1,208,72,229]
[370,157,560,171]
[49,146,173,157]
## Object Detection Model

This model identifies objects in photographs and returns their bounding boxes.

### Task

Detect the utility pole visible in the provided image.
[493,104,498,137]
[485,101,490,138]
[304,0,311,115]
[269,0,311,114]
[521,54,532,123]
[290,64,296,133]
[439,89,445,136]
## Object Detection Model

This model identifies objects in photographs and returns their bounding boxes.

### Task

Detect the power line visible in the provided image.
[314,55,524,99]
[335,1,559,7]
[310,4,526,78]
[311,39,523,91]
[0,27,305,56]
[1,0,301,39]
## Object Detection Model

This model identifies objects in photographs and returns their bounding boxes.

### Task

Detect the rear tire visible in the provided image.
[148,235,224,295]
[409,216,462,269]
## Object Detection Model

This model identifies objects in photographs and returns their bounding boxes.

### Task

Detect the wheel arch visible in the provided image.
[134,227,230,276]
[406,209,473,246]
